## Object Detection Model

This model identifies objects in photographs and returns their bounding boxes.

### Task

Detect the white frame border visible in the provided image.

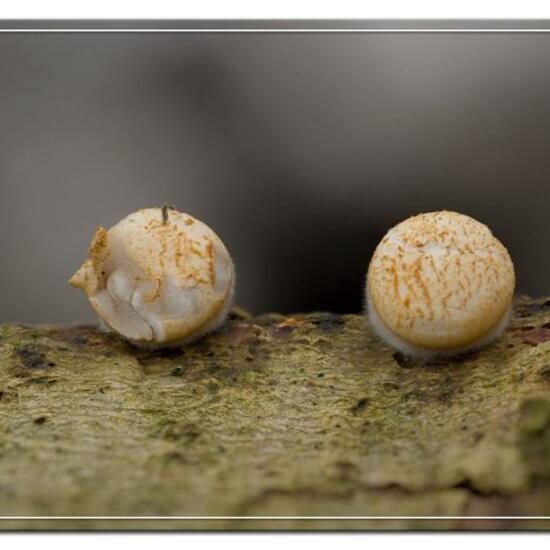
[0,20,549,524]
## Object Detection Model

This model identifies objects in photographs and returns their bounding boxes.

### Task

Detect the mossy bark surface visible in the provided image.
[1,299,550,530]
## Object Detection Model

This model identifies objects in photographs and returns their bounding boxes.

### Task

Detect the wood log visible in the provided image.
[1,299,550,530]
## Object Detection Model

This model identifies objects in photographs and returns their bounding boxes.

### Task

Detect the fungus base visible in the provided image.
[366,289,514,360]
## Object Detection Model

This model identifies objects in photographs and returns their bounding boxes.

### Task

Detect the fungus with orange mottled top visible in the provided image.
[70,207,235,348]
[366,211,515,359]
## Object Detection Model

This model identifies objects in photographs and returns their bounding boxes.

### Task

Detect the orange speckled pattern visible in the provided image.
[367,211,515,349]
[108,209,221,290]
[69,208,234,347]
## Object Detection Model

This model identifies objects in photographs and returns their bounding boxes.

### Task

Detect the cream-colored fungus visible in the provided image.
[70,207,235,348]
[366,211,515,359]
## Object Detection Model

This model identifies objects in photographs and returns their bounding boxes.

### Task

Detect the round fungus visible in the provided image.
[366,211,515,359]
[70,207,235,348]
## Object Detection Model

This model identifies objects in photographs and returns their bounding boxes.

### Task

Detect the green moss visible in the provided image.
[1,299,550,529]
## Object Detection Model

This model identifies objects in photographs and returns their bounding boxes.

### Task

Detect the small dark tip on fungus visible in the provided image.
[161,204,176,224]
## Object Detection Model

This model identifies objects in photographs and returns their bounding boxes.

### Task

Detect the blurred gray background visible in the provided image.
[1,30,549,323]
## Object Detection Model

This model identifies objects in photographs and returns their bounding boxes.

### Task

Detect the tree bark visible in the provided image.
[1,299,550,530]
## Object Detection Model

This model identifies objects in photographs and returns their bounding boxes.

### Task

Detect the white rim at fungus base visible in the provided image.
[366,288,513,360]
